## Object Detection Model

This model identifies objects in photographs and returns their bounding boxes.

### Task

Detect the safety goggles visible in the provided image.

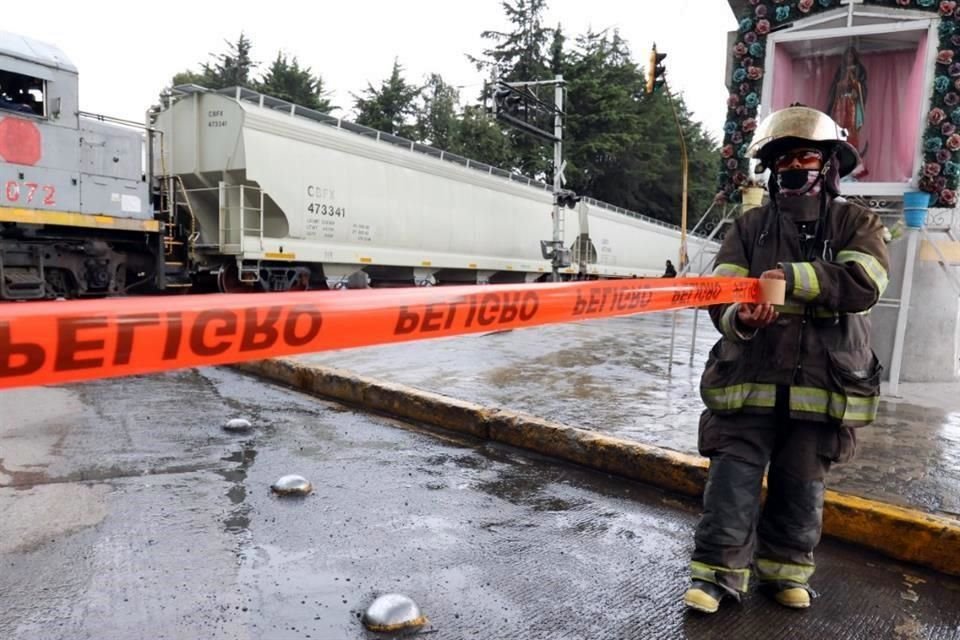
[773,149,824,172]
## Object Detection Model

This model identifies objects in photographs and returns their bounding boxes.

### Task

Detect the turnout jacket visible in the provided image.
[702,199,890,427]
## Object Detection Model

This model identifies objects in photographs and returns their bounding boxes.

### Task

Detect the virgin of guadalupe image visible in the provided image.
[827,45,868,177]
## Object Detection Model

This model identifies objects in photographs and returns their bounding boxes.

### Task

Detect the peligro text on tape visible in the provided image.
[0,277,772,390]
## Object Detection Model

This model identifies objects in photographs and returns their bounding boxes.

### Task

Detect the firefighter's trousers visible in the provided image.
[689,405,856,596]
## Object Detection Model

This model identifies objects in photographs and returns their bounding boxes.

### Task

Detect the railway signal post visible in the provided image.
[490,75,570,281]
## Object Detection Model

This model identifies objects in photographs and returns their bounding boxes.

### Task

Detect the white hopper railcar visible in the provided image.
[152,86,714,291]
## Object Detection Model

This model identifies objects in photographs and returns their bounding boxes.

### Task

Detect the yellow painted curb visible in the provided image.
[822,491,960,576]
[235,357,960,578]
[235,358,491,440]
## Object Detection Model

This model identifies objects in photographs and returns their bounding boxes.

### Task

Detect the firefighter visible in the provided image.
[683,106,890,613]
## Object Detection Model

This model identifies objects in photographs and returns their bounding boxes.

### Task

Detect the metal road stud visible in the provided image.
[270,474,312,496]
[223,418,253,433]
[362,593,428,633]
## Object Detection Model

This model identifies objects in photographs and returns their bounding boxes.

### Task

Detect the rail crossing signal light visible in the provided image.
[488,80,560,142]
[492,86,522,115]
[646,45,667,94]
[556,189,580,209]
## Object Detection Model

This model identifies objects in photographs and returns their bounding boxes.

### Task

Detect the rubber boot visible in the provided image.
[773,585,811,609]
[683,580,728,614]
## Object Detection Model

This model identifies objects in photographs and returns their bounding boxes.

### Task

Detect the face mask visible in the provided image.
[777,169,822,197]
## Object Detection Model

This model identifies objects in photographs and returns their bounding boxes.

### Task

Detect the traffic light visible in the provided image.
[646,44,667,94]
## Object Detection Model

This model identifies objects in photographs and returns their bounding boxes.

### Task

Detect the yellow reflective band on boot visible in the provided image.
[789,262,821,302]
[756,559,815,585]
[703,384,777,412]
[713,263,749,278]
[836,250,889,297]
[690,561,751,592]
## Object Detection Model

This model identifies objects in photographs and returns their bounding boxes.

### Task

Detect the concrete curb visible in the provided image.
[235,357,960,578]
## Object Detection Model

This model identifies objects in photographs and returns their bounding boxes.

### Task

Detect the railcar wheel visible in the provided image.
[217,264,261,293]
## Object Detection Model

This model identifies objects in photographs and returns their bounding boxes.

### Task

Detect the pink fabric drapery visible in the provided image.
[771,45,795,111]
[770,32,927,183]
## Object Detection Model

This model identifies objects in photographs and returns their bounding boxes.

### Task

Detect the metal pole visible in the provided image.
[664,80,689,271]
[889,228,920,396]
[239,185,246,255]
[689,307,700,365]
[552,75,564,282]
[166,93,176,229]
[165,92,178,289]
[668,310,678,377]
[663,80,690,377]
[218,181,225,250]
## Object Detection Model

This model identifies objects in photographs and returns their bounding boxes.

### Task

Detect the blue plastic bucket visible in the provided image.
[903,191,930,229]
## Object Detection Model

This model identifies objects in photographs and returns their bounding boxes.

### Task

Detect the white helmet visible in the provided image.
[747,106,860,177]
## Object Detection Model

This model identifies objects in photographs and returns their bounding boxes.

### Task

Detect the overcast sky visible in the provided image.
[20,0,737,141]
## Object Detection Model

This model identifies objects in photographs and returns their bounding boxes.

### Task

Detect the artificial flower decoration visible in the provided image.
[718,0,960,206]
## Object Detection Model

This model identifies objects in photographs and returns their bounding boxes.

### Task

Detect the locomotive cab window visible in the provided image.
[0,70,45,117]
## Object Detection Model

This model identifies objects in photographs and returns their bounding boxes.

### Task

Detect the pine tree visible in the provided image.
[171,33,256,90]
[210,33,255,87]
[558,29,718,227]
[627,91,719,227]
[475,0,551,82]
[258,53,333,111]
[549,24,565,76]
[471,0,553,177]
[452,106,513,167]
[353,59,422,138]
[563,30,646,202]
[416,74,460,149]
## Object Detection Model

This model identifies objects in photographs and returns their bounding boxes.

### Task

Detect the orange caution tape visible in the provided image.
[0,277,767,390]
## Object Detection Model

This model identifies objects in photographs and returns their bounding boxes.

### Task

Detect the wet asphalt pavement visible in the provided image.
[297,310,960,518]
[2,368,960,639]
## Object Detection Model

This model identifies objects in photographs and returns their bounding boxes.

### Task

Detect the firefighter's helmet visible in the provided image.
[747,106,860,178]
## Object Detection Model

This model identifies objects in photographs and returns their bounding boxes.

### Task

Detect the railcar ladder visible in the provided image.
[217,182,264,258]
[157,175,197,289]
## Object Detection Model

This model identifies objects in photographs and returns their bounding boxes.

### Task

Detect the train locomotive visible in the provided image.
[0,32,158,300]
[0,30,711,301]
